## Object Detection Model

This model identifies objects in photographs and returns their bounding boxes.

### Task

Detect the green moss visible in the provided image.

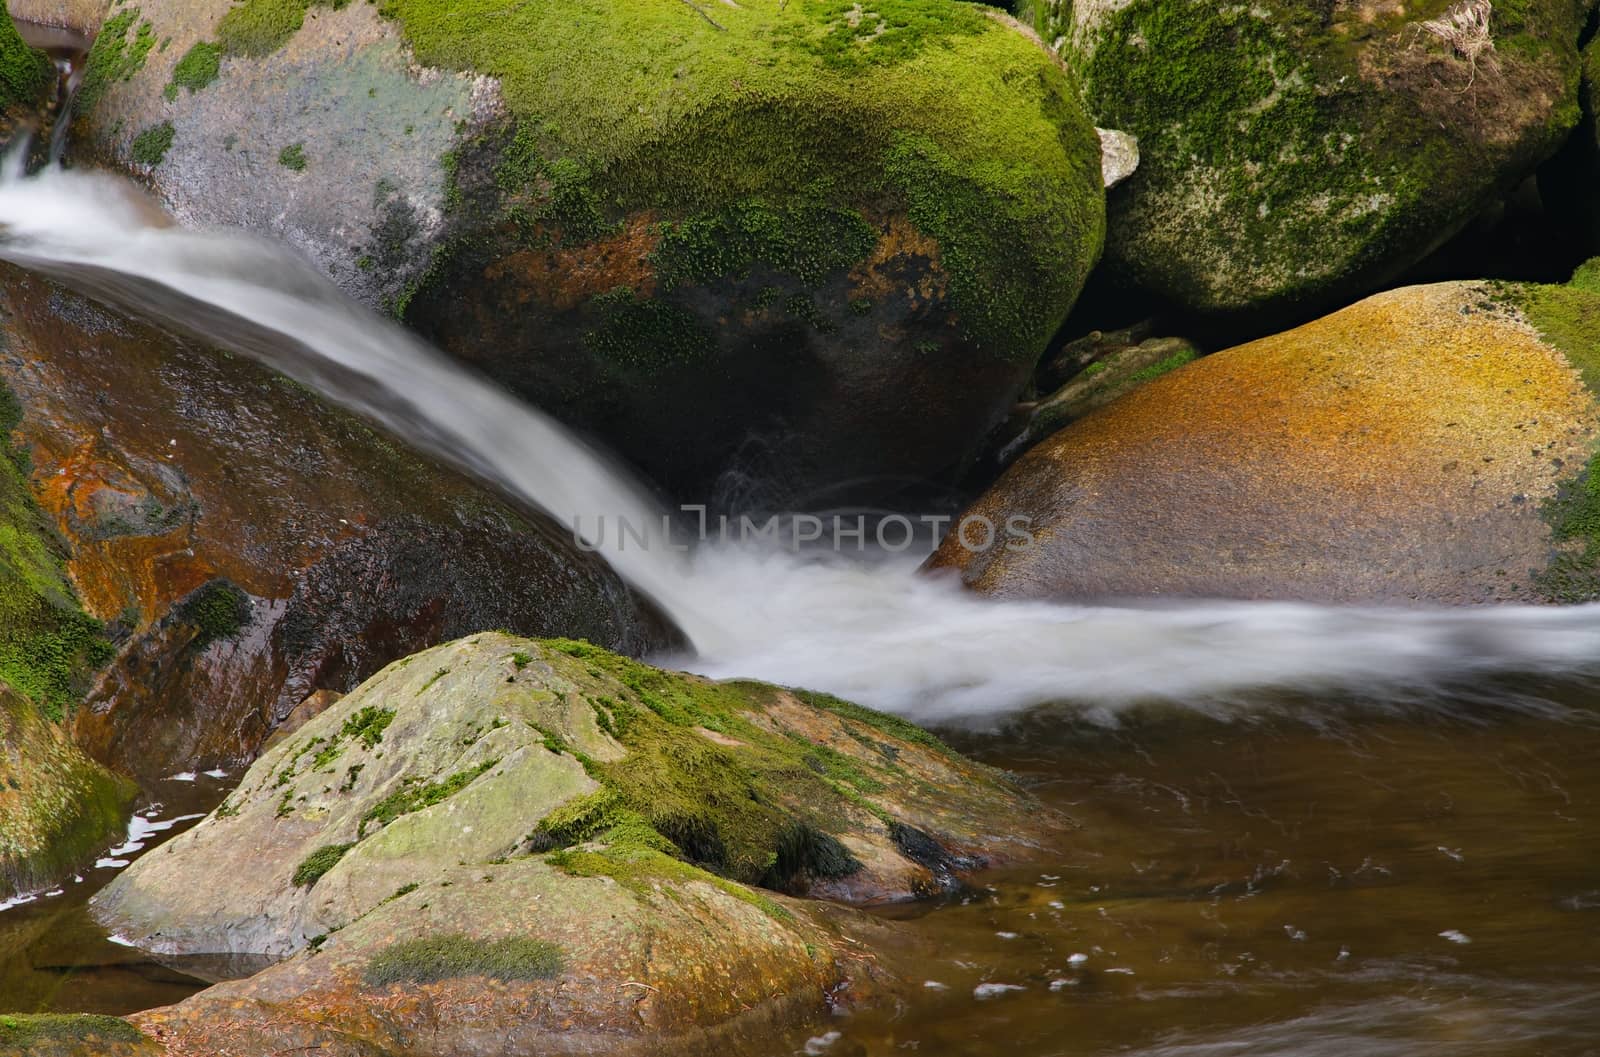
[342,705,395,748]
[550,840,795,922]
[178,580,249,647]
[278,142,308,171]
[80,9,157,113]
[0,10,51,110]
[1074,0,1585,312]
[130,121,175,166]
[216,0,350,58]
[0,382,114,719]
[360,759,496,834]
[292,842,353,887]
[652,199,877,289]
[165,41,221,99]
[379,0,1103,359]
[582,288,714,370]
[1126,347,1198,385]
[801,0,987,68]
[363,933,562,986]
[0,1014,146,1046]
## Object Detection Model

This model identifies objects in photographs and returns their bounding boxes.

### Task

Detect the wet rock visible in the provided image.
[0,688,133,898]
[0,264,673,782]
[1032,0,1589,318]
[93,633,1063,1054]
[931,270,1600,604]
[73,0,1105,505]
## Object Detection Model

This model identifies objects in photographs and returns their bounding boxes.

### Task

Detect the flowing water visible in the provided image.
[5,166,1600,724]
[0,164,1598,1052]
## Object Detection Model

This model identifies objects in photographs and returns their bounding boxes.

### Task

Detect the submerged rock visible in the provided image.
[931,270,1600,604]
[74,0,1105,504]
[1035,0,1589,317]
[0,264,671,782]
[93,634,1064,1054]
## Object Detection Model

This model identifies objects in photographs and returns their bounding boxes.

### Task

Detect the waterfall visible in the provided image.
[4,164,1600,724]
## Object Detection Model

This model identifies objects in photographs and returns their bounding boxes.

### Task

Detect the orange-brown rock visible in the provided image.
[930,279,1600,604]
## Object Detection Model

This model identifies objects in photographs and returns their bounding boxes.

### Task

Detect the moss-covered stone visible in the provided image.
[93,633,1060,1054]
[93,633,1061,956]
[1054,0,1588,317]
[76,0,1104,503]
[0,9,50,113]
[0,687,135,898]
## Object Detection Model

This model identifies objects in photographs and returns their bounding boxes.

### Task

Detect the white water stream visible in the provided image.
[4,165,1600,724]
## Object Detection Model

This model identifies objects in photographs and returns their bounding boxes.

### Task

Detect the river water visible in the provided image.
[10,700,1600,1056]
[0,163,1598,1053]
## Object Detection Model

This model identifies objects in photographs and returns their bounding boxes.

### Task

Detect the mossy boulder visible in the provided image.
[0,263,672,784]
[75,0,1105,504]
[930,268,1600,603]
[1038,0,1589,318]
[93,633,1063,1054]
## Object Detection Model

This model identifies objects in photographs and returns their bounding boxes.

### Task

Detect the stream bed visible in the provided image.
[773,695,1600,1056]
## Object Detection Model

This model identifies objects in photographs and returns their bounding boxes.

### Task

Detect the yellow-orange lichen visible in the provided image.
[933,281,1600,604]
[847,216,948,309]
[484,215,661,313]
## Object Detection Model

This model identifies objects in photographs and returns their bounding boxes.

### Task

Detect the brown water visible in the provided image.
[781,699,1600,1057]
[6,697,1600,1057]
[0,772,243,1013]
